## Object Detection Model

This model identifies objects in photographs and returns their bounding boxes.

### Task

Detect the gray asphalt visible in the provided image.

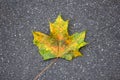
[0,0,120,80]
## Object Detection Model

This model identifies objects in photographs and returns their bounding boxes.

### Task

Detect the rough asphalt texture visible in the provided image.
[0,0,120,80]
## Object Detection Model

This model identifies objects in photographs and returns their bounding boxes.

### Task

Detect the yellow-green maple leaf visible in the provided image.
[32,15,87,60]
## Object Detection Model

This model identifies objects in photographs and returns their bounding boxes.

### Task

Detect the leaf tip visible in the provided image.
[83,30,87,34]
[55,14,66,23]
[32,30,35,34]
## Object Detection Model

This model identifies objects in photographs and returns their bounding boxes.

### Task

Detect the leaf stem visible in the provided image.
[33,58,58,80]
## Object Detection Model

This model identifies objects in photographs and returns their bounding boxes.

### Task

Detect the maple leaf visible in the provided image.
[32,15,87,60]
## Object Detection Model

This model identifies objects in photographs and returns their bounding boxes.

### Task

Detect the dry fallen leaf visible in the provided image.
[32,15,87,60]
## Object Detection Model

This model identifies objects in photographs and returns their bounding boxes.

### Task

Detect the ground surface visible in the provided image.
[0,0,120,80]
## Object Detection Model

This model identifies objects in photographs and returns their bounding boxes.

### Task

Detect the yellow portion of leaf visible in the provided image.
[50,15,69,41]
[32,15,87,60]
[73,50,83,57]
